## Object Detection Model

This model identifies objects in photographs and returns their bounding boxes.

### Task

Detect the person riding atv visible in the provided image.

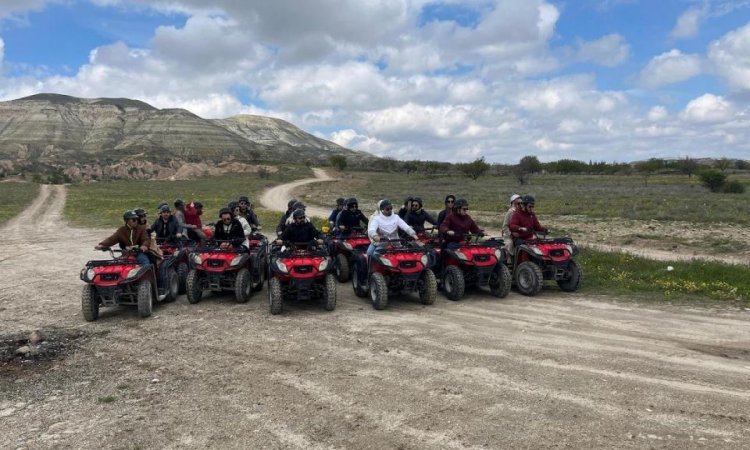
[328,197,346,228]
[335,197,368,236]
[275,209,326,246]
[151,204,181,244]
[367,199,419,256]
[214,208,246,250]
[95,210,160,266]
[508,195,548,248]
[404,197,437,234]
[439,198,483,248]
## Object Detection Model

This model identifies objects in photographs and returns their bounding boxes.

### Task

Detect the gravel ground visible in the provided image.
[0,183,748,449]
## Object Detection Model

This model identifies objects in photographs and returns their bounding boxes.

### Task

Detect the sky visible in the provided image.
[1,0,750,163]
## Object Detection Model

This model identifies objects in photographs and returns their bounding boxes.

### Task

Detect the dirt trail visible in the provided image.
[260,168,333,219]
[1,184,749,449]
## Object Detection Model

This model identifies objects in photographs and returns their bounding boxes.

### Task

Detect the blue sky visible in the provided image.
[1,0,749,163]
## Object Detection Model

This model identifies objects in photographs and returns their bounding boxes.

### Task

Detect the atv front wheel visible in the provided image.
[324,274,337,311]
[137,280,153,318]
[176,261,189,295]
[515,261,543,296]
[489,264,512,298]
[252,259,266,292]
[443,265,465,301]
[419,269,437,305]
[369,272,389,310]
[164,267,179,302]
[235,268,252,303]
[186,269,203,304]
[269,277,283,315]
[557,260,582,292]
[81,284,99,322]
[335,253,350,282]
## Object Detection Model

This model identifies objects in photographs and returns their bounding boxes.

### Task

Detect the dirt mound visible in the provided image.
[0,329,86,373]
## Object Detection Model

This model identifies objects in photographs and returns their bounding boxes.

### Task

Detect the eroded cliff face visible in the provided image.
[0,93,372,180]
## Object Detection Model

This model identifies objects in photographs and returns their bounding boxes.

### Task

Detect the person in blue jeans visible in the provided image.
[95,210,152,266]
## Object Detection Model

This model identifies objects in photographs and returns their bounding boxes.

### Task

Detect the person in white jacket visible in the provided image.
[367,199,418,256]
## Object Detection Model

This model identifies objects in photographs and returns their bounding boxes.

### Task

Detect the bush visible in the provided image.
[699,170,727,192]
[723,180,745,193]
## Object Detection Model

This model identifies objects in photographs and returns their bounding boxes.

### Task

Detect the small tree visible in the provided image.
[723,180,745,193]
[699,169,727,192]
[735,160,749,170]
[715,158,732,173]
[634,158,662,186]
[676,156,699,178]
[329,155,347,171]
[459,157,490,180]
[403,161,419,175]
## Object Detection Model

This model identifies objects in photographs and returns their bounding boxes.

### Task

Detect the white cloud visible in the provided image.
[708,23,750,92]
[638,49,702,88]
[0,0,46,19]
[670,6,707,39]
[647,106,668,122]
[0,38,4,68]
[575,34,630,67]
[680,94,734,123]
[329,129,386,153]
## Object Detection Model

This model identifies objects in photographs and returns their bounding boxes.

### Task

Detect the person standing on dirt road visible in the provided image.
[509,195,548,249]
[367,199,418,257]
[440,198,483,249]
[95,210,152,267]
[436,194,455,227]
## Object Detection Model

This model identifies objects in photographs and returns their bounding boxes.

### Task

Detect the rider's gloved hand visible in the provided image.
[447,230,455,236]
[371,235,381,242]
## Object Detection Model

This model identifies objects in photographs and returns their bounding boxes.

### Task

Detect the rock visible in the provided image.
[29,330,44,345]
[15,346,31,355]
[0,408,15,417]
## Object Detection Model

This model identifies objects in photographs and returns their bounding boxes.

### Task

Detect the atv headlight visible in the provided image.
[319,258,330,271]
[531,247,543,255]
[275,259,289,273]
[378,257,394,267]
[494,249,503,261]
[454,251,468,261]
[420,254,429,266]
[230,255,244,267]
[342,242,353,251]
[126,267,141,279]
[192,254,203,265]
[81,268,95,281]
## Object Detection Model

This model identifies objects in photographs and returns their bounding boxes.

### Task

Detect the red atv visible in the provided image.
[80,248,179,321]
[329,227,371,282]
[267,241,336,315]
[156,238,191,294]
[185,236,267,304]
[438,234,511,300]
[351,238,437,310]
[510,233,582,296]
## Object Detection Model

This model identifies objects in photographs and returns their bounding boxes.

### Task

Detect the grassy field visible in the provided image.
[579,248,750,305]
[0,182,40,225]
[297,171,750,225]
[64,165,312,228]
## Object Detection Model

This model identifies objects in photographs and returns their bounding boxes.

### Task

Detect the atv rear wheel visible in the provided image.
[235,268,252,303]
[489,264,512,298]
[419,269,437,305]
[81,284,99,322]
[137,280,153,318]
[443,265,465,301]
[557,260,582,292]
[163,267,179,302]
[324,274,337,311]
[252,259,266,292]
[186,269,203,304]
[269,277,283,315]
[335,253,350,282]
[176,261,189,295]
[351,260,368,297]
[369,272,388,310]
[516,261,543,296]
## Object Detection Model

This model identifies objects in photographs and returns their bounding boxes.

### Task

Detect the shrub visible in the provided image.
[699,170,727,192]
[723,180,745,194]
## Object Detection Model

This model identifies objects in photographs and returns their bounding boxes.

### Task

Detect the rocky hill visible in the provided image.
[0,93,372,180]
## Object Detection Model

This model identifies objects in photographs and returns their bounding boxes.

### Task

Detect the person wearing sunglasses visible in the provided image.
[439,198,483,249]
[214,207,247,250]
[366,199,418,257]
[509,195,548,248]
[95,210,152,266]
[275,209,325,246]
[335,197,369,236]
[237,196,261,231]
[436,194,456,227]
[404,197,437,234]
[502,194,523,252]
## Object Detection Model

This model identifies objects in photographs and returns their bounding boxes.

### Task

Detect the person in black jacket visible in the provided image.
[151,204,181,243]
[404,197,437,233]
[214,208,246,249]
[437,194,455,227]
[398,196,413,219]
[335,197,368,235]
[276,198,300,235]
[276,209,325,246]
[238,195,261,230]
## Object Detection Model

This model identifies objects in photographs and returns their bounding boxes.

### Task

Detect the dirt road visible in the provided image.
[260,168,333,219]
[1,183,749,449]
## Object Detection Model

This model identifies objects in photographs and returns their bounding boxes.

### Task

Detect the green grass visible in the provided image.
[65,165,312,227]
[297,171,750,225]
[0,182,40,225]
[578,248,750,304]
[97,395,117,404]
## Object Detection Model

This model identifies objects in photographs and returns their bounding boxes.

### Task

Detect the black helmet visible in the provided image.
[412,197,423,207]
[157,201,168,210]
[292,208,306,219]
[159,204,171,213]
[292,201,306,210]
[238,196,249,203]
[123,210,138,221]
[174,198,185,209]
[287,198,298,210]
[379,199,393,211]
[346,197,358,209]
[134,208,147,217]
[336,197,345,206]
[453,198,469,210]
[522,195,535,205]
[218,207,232,217]
[194,201,203,209]
[228,201,239,211]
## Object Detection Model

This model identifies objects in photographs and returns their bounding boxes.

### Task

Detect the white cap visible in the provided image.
[509,194,521,204]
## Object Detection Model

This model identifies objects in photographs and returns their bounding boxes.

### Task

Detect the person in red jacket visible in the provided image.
[184,201,206,241]
[508,195,548,247]
[439,198,483,248]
